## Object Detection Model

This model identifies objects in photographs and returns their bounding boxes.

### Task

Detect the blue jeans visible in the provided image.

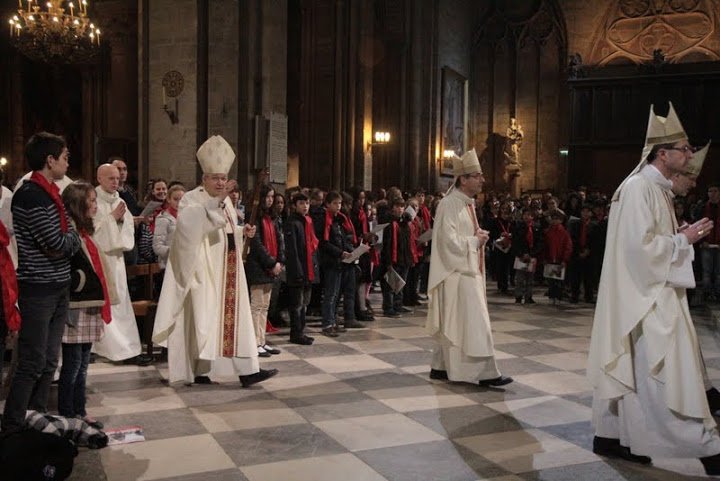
[2,285,69,432]
[58,342,92,418]
[321,265,356,328]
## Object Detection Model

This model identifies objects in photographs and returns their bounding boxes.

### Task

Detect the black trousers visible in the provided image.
[287,285,312,339]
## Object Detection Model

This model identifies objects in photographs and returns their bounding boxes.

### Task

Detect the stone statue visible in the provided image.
[504,117,524,197]
[568,52,585,79]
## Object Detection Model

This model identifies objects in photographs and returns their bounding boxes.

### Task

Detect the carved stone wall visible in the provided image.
[584,0,720,65]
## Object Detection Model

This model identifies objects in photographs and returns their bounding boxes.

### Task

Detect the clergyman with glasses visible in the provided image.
[587,103,720,474]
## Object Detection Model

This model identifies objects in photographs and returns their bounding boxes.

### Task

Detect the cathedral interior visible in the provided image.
[3,1,720,480]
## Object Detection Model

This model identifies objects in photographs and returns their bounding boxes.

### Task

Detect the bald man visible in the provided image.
[92,164,147,364]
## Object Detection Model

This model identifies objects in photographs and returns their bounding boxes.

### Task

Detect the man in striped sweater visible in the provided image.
[1,132,81,433]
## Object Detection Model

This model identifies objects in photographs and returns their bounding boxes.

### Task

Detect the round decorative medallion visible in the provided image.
[620,0,650,17]
[162,70,184,98]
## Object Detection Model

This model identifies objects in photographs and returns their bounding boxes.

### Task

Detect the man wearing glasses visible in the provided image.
[588,103,720,475]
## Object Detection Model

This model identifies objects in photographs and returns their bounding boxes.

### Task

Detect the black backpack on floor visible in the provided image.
[0,428,77,481]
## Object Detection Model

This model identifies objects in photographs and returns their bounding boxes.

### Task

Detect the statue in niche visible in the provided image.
[504,117,524,197]
[568,52,586,79]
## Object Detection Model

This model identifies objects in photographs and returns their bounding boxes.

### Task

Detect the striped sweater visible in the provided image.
[11,181,81,285]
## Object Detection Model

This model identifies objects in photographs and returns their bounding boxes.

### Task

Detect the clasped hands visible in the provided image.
[475,228,490,247]
[679,217,713,245]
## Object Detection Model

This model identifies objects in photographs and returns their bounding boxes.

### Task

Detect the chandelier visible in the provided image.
[8,0,102,64]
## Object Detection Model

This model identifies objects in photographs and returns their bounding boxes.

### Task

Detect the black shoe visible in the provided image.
[134,354,154,366]
[357,311,375,322]
[193,375,216,385]
[322,327,339,337]
[515,297,523,304]
[429,369,448,380]
[257,346,272,357]
[79,416,104,430]
[239,368,279,388]
[701,454,720,475]
[525,298,536,305]
[382,310,401,318]
[343,320,364,329]
[334,325,347,333]
[262,345,281,355]
[569,297,579,304]
[396,306,413,313]
[707,387,720,411]
[592,436,651,465]
[478,376,514,387]
[290,336,314,345]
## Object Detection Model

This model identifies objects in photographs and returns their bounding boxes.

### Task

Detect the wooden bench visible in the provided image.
[126,262,162,358]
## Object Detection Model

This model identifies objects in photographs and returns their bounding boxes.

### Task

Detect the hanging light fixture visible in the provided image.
[8,0,102,64]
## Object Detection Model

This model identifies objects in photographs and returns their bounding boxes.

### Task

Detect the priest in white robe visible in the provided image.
[426,148,512,387]
[92,164,144,362]
[587,102,720,475]
[152,135,277,387]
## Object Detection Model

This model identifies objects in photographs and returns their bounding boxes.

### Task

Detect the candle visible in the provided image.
[18,0,21,8]
[69,2,74,16]
[162,86,166,106]
[27,0,31,13]
[96,28,100,44]
[9,20,13,37]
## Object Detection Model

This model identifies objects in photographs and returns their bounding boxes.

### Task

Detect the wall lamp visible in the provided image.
[368,131,391,150]
[0,157,7,167]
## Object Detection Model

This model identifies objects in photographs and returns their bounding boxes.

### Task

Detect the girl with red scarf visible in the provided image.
[543,211,573,303]
[0,218,20,387]
[152,184,185,269]
[59,182,113,428]
[244,184,285,357]
[348,187,376,322]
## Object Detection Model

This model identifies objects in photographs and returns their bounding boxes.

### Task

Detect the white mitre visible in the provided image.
[446,148,482,194]
[196,135,235,175]
[612,102,688,201]
[685,140,710,177]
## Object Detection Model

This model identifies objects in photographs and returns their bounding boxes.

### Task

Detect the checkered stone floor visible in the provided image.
[8,289,720,481]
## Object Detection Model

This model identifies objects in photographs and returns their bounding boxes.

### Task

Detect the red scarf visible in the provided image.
[526,221,534,249]
[419,204,432,230]
[579,219,588,249]
[148,204,166,234]
[391,221,399,264]
[357,208,369,234]
[261,216,278,258]
[166,205,178,219]
[409,218,421,263]
[29,171,67,232]
[304,215,319,281]
[0,221,20,331]
[81,232,112,324]
[323,210,357,245]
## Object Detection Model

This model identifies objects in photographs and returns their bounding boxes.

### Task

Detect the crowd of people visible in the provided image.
[3,119,720,475]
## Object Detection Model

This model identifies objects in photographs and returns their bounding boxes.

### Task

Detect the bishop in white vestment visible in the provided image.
[92,164,142,361]
[426,149,512,387]
[152,135,277,387]
[587,103,720,474]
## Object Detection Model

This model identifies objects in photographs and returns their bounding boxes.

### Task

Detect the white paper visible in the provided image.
[416,229,433,244]
[371,223,389,234]
[106,426,146,445]
[384,266,406,294]
[543,263,565,280]
[140,201,163,218]
[513,256,537,273]
[342,243,371,263]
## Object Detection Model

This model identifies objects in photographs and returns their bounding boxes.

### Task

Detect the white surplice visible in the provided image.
[152,187,258,384]
[91,187,142,361]
[588,164,720,457]
[426,189,500,383]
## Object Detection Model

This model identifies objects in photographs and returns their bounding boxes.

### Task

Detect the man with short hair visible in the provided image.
[2,132,81,432]
[426,149,512,388]
[588,103,720,474]
[153,135,277,387]
[110,156,140,216]
[92,164,147,364]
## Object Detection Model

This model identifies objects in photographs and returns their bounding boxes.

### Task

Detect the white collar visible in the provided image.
[96,186,120,202]
[640,164,673,191]
[449,188,475,206]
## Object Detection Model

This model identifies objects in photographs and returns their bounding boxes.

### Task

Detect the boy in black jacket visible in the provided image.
[313,191,360,337]
[380,198,413,317]
[511,207,543,304]
[283,194,318,345]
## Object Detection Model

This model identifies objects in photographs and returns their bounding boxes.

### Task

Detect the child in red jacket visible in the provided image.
[543,211,573,303]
